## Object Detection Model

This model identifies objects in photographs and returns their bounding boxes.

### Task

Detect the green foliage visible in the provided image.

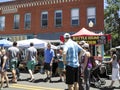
[104,0,120,48]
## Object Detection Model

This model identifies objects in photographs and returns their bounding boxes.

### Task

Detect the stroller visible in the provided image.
[90,60,106,88]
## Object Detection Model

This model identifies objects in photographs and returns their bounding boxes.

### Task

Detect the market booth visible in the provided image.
[71,27,111,61]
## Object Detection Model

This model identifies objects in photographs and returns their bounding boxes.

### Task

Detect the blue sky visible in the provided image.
[0,0,13,2]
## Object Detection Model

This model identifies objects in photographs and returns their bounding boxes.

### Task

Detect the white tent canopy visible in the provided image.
[116,46,120,49]
[0,39,13,47]
[17,38,57,49]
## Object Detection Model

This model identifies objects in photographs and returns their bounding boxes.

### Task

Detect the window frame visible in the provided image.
[87,7,96,26]
[41,11,48,28]
[71,8,80,26]
[13,14,20,30]
[24,13,31,30]
[0,16,5,30]
[54,10,62,27]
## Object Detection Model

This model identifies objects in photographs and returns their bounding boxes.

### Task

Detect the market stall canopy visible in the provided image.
[116,46,120,49]
[0,39,13,47]
[72,27,99,37]
[71,27,111,45]
[17,38,57,49]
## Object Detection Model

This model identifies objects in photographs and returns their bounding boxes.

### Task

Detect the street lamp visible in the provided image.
[88,21,94,27]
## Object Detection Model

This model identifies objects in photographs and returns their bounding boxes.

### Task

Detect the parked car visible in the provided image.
[100,57,112,78]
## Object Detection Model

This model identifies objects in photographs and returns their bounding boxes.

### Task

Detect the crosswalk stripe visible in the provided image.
[10,84,63,90]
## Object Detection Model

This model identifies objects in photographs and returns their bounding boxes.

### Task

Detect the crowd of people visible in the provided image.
[0,33,120,90]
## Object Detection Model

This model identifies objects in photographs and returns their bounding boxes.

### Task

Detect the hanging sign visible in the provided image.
[72,35,107,45]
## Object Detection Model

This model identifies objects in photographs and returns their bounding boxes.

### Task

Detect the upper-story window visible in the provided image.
[71,8,79,26]
[41,11,48,28]
[0,16,5,30]
[55,10,62,27]
[24,13,31,30]
[87,7,96,26]
[14,14,20,29]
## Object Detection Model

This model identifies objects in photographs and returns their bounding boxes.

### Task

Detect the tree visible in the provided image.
[104,0,120,47]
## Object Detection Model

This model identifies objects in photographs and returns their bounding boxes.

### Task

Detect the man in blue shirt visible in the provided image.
[63,33,85,90]
[44,42,55,82]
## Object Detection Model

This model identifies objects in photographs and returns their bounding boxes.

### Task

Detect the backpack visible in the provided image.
[80,53,93,68]
[87,56,93,68]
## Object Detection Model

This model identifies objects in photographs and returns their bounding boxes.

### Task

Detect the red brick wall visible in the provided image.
[0,0,104,35]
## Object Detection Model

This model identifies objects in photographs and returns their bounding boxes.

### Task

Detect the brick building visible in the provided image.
[0,0,104,41]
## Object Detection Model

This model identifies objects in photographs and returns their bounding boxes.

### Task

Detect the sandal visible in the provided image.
[28,78,35,82]
[12,79,17,83]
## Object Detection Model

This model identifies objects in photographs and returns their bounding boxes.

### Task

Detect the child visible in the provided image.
[57,47,65,82]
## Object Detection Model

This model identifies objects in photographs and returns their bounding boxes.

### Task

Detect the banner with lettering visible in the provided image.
[72,35,107,45]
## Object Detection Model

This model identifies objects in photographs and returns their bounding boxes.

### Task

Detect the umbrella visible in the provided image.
[0,39,12,47]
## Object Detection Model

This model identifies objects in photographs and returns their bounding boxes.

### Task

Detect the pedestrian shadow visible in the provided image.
[98,86,120,90]
[49,80,63,83]
[33,78,45,83]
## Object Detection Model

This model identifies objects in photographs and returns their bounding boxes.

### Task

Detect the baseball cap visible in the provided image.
[63,33,70,39]
[82,43,89,48]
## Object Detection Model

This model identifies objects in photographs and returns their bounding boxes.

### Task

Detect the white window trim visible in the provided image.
[71,8,79,26]
[41,11,48,28]
[0,16,5,30]
[14,14,20,29]
[87,7,96,25]
[24,13,31,30]
[55,10,62,27]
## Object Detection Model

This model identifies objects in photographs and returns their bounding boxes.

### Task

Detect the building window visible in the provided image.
[0,16,5,30]
[71,8,79,26]
[41,11,48,28]
[55,10,62,27]
[87,7,96,25]
[24,13,31,29]
[14,14,20,29]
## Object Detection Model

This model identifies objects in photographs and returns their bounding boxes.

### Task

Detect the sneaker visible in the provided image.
[44,77,48,82]
[49,79,52,83]
[4,85,9,88]
[58,79,62,82]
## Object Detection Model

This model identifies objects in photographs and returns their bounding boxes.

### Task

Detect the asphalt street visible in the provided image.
[1,72,120,90]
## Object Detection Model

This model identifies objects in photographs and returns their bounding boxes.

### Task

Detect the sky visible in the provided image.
[0,0,13,3]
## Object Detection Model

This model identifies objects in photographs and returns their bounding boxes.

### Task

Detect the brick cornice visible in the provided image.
[0,0,80,10]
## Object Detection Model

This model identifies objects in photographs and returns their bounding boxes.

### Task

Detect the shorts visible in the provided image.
[10,59,18,70]
[27,60,36,70]
[66,65,79,85]
[58,68,64,75]
[44,62,52,71]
